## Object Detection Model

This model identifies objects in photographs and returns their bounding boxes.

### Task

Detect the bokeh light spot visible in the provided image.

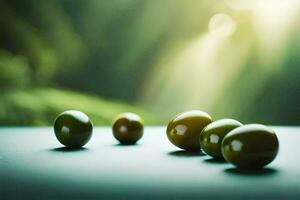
[208,13,236,37]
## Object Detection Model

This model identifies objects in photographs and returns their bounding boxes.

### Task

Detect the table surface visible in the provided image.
[0,127,299,200]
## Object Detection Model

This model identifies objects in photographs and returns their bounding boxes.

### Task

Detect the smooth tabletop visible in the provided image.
[0,127,299,200]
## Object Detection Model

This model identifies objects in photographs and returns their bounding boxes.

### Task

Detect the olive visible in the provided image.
[166,110,212,151]
[222,124,279,169]
[112,112,144,145]
[54,110,93,148]
[200,119,243,159]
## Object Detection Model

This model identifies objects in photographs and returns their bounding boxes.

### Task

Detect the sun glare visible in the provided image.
[138,0,300,119]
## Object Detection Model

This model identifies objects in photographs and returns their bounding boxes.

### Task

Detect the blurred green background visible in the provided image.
[0,0,299,126]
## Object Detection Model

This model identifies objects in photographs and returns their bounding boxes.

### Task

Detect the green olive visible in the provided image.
[222,124,279,169]
[166,110,212,151]
[54,110,93,148]
[112,113,144,145]
[200,119,243,159]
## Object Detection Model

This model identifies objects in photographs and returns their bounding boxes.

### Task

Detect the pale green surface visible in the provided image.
[0,127,299,199]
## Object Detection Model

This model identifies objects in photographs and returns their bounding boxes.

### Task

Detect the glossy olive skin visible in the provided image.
[54,110,93,148]
[222,124,279,169]
[166,110,212,151]
[200,119,242,159]
[112,113,144,145]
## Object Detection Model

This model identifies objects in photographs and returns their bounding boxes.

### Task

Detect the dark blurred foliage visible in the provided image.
[0,0,299,125]
[57,0,212,101]
[0,0,211,100]
[0,0,86,88]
